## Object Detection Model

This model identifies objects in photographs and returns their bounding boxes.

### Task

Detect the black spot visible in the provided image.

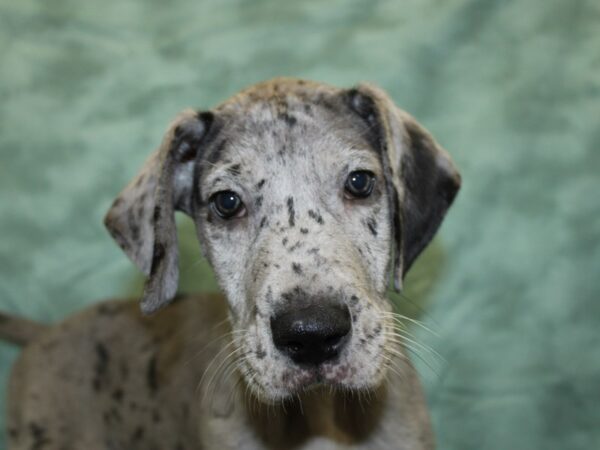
[391,188,402,273]
[111,388,124,403]
[257,179,266,189]
[131,426,145,442]
[346,89,384,152]
[300,227,308,234]
[153,205,162,222]
[147,355,158,394]
[152,411,162,423]
[255,195,263,209]
[227,164,241,176]
[256,345,266,359]
[308,209,324,225]
[350,295,359,305]
[292,263,302,274]
[150,242,165,276]
[260,216,268,228]
[207,138,228,164]
[316,95,338,112]
[93,342,110,391]
[279,112,297,126]
[281,286,310,305]
[282,237,288,246]
[366,217,378,236]
[196,110,214,123]
[29,422,50,450]
[288,240,303,252]
[287,197,295,227]
[128,212,140,242]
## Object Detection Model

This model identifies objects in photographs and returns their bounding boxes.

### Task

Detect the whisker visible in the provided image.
[384,331,444,363]
[379,311,439,337]
[197,336,243,400]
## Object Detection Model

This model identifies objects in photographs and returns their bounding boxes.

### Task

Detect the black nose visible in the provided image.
[270,303,352,366]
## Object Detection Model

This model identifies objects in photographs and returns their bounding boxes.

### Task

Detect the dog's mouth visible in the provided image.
[237,343,389,402]
[279,363,355,390]
[255,360,386,402]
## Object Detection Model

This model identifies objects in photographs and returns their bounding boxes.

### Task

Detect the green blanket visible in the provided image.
[1,0,599,448]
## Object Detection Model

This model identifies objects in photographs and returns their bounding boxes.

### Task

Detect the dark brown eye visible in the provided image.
[345,171,375,198]
[211,191,244,219]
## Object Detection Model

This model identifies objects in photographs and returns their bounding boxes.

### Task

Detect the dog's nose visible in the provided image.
[270,304,351,366]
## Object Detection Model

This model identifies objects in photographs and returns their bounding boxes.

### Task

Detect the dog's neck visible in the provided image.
[204,376,389,447]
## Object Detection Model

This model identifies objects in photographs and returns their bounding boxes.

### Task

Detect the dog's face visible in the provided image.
[104,79,461,401]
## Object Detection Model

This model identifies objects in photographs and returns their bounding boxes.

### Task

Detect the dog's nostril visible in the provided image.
[324,334,343,346]
[270,303,351,366]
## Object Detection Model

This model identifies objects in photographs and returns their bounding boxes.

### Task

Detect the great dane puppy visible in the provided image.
[1,78,461,449]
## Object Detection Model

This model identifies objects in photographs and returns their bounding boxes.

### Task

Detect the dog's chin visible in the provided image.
[245,361,388,403]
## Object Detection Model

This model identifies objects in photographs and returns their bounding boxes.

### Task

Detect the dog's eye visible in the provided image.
[211,191,245,219]
[345,171,375,198]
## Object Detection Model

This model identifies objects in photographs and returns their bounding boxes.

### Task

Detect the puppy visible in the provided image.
[2,78,460,449]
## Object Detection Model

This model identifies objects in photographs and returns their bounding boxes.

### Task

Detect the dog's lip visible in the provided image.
[286,363,350,390]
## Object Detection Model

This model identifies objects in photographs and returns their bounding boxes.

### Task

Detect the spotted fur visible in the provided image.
[4,78,460,450]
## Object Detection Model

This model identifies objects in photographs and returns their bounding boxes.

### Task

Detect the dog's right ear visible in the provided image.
[104,109,214,314]
[345,85,461,291]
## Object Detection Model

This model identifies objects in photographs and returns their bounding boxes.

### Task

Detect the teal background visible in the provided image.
[1,0,599,448]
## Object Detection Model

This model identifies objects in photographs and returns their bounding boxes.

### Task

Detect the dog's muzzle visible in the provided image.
[270,303,352,366]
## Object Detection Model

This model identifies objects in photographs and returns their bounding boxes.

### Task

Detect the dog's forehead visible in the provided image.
[216,79,343,133]
[201,78,377,185]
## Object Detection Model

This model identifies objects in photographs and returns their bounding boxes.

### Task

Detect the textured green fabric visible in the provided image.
[1,0,599,448]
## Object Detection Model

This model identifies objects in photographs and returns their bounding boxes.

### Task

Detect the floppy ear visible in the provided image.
[104,109,213,313]
[347,84,461,291]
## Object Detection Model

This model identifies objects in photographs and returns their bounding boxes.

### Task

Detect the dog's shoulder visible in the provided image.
[11,293,229,386]
[8,295,231,448]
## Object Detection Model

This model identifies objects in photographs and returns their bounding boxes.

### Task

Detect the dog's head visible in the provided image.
[104,78,460,401]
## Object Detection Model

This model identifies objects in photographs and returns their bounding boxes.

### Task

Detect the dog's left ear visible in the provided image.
[346,84,462,291]
[104,109,214,313]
